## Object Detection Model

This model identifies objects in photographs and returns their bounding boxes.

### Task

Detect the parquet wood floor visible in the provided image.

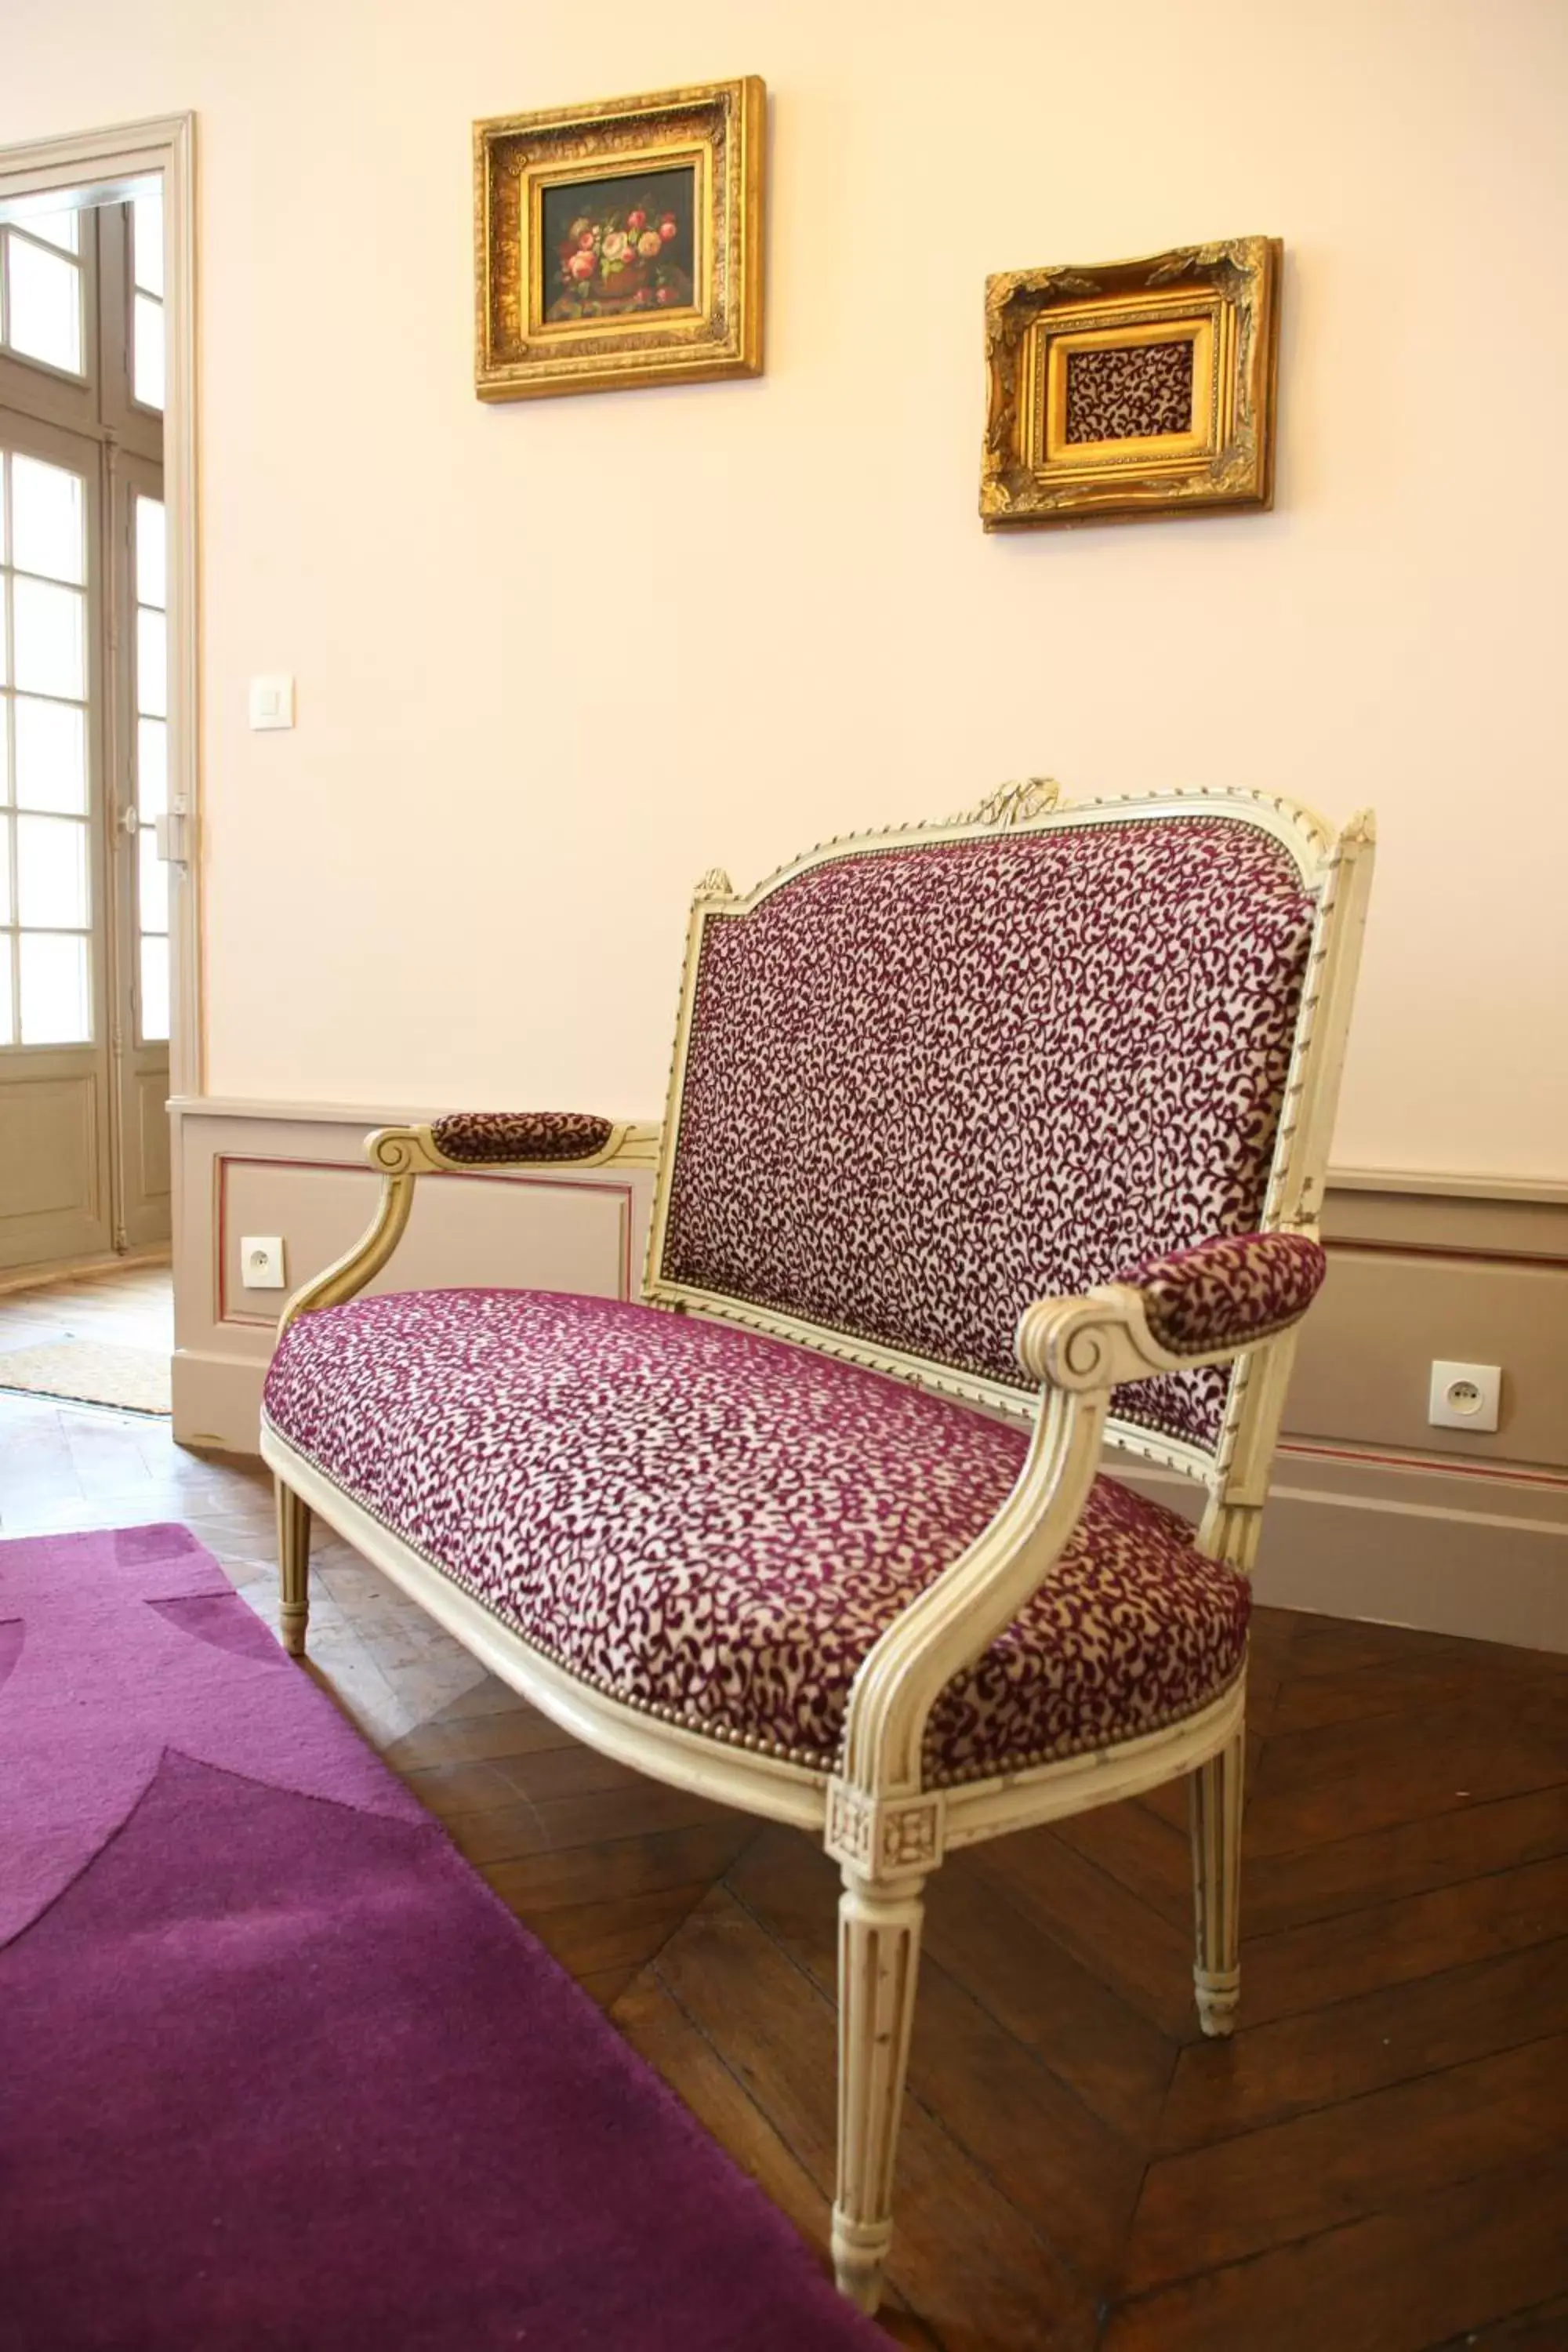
[4,1269,1567,2348]
[0,1260,172,1356]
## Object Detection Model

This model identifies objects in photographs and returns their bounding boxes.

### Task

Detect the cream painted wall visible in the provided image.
[5,0,1566,1178]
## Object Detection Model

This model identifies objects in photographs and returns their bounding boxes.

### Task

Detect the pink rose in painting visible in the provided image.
[659,217,677,241]
[637,230,662,258]
[626,209,646,233]
[568,249,596,281]
[655,285,675,304]
[576,228,597,252]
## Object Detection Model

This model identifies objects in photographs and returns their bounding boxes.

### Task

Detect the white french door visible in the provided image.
[0,192,168,1273]
[0,412,114,1265]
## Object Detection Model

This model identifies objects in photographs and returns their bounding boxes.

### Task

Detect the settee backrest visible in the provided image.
[647,788,1349,1470]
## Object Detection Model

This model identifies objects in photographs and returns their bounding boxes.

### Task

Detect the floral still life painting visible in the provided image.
[543,169,695,321]
[475,79,764,401]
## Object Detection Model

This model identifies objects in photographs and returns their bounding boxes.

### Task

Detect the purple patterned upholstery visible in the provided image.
[264,1290,1250,1787]
[430,1112,613,1165]
[1116,1231,1327,1358]
[659,814,1316,1454]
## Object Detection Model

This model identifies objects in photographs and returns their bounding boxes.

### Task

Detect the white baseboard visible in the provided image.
[1116,1447,1568,1656]
[1255,1484,1566,1653]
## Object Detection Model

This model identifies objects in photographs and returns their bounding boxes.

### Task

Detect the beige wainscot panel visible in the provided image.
[174,1111,1567,1653]
[171,1099,655,1454]
[1287,1181,1568,1473]
[218,1160,636,1329]
[1119,1174,1568,1653]
[1287,1250,1568,1471]
[0,1072,108,1270]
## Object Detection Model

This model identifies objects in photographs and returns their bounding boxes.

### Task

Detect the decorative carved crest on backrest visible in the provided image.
[953,777,1063,828]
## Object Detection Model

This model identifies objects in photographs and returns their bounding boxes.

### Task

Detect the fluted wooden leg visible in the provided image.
[276,1479,312,1658]
[832,1867,925,2314]
[1191,1726,1244,2036]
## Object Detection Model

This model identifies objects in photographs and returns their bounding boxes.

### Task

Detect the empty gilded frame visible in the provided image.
[474,78,765,401]
[980,238,1281,528]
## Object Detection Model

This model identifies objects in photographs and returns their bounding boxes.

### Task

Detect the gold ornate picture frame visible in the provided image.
[474,78,764,401]
[980,238,1281,529]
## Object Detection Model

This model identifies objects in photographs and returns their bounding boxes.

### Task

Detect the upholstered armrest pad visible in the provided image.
[428,1112,614,1164]
[1114,1232,1327,1358]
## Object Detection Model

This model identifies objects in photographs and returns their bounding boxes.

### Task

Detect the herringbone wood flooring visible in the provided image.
[4,1272,1567,2350]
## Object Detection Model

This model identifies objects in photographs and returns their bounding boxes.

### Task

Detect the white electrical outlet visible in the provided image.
[1428,1360,1501,1434]
[240,1235,287,1290]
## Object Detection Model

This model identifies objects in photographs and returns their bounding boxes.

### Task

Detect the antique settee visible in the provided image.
[260,779,1374,2313]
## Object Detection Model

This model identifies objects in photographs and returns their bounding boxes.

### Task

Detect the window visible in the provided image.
[0,447,93,1044]
[131,188,164,413]
[0,209,85,379]
[0,177,170,1267]
[132,492,169,1040]
[0,194,166,1066]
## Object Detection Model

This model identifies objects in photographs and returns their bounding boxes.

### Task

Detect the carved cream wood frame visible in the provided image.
[645,781,1373,1494]
[263,778,1374,2314]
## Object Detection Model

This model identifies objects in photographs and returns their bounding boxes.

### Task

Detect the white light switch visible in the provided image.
[249,675,295,731]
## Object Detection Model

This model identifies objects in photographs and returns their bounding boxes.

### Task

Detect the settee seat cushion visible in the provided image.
[263,1290,1250,1788]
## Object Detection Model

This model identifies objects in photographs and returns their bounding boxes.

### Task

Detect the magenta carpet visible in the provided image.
[0,1524,884,2350]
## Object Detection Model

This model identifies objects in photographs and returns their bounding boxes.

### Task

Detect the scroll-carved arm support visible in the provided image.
[824,1236,1327,2306]
[829,1234,1327,1860]
[276,1114,660,1338]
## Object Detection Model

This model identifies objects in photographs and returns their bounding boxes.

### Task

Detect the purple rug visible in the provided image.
[0,1525,884,2350]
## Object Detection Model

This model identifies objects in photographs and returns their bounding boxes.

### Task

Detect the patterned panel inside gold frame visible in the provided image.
[1039,308,1219,471]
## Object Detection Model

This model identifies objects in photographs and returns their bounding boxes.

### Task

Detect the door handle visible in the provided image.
[154,807,191,866]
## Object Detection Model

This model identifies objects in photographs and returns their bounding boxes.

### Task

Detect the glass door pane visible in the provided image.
[131,190,165,415]
[0,223,133,1274]
[2,230,85,376]
[11,452,85,581]
[0,443,93,1048]
[131,489,168,1043]
[19,931,89,1044]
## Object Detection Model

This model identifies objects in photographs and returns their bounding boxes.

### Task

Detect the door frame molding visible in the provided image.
[0,113,200,1098]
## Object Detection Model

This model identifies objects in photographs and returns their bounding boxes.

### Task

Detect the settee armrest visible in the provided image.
[276,1111,660,1334]
[427,1111,631,1167]
[1108,1232,1327,1360]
